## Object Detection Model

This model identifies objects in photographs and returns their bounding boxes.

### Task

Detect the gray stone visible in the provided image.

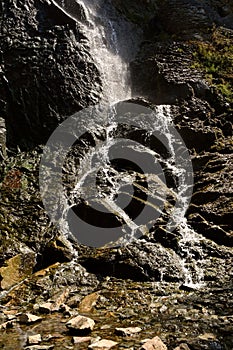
[66,315,95,333]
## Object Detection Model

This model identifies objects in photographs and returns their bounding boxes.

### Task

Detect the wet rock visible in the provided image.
[66,315,95,334]
[0,252,36,290]
[115,326,142,336]
[79,241,185,282]
[89,339,118,350]
[28,334,42,345]
[18,313,42,324]
[140,336,168,350]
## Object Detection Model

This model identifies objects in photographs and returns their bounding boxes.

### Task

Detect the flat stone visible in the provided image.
[0,253,35,290]
[73,336,92,344]
[115,327,142,336]
[66,315,95,333]
[18,313,42,324]
[89,339,118,350]
[140,336,168,350]
[28,334,42,345]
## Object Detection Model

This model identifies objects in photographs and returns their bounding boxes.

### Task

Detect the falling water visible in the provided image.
[52,0,142,103]
[43,1,205,287]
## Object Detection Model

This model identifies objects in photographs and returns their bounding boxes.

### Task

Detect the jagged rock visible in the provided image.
[79,292,100,313]
[0,252,36,290]
[140,336,167,350]
[89,339,118,350]
[18,313,42,324]
[28,334,42,345]
[79,241,185,282]
[66,315,95,334]
[115,326,142,336]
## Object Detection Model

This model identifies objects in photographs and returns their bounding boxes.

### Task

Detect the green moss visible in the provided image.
[191,27,233,104]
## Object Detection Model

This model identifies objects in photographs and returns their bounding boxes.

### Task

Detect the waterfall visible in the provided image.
[41,1,205,288]
[52,0,142,103]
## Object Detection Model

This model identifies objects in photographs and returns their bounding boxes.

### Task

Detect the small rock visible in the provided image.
[140,336,167,350]
[100,325,111,330]
[173,344,191,350]
[18,313,42,324]
[115,327,142,336]
[159,305,168,313]
[89,339,118,350]
[198,333,216,341]
[38,302,54,314]
[66,315,95,333]
[28,334,42,345]
[73,336,92,344]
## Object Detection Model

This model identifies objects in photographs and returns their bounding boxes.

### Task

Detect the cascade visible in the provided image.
[52,0,142,103]
[45,1,205,288]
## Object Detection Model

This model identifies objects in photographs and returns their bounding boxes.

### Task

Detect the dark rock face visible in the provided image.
[0,0,102,150]
[79,241,185,282]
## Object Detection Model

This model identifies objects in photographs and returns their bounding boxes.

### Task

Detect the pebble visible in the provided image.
[66,315,95,333]
[28,334,42,345]
[115,327,142,336]
[140,336,168,350]
[88,339,118,349]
